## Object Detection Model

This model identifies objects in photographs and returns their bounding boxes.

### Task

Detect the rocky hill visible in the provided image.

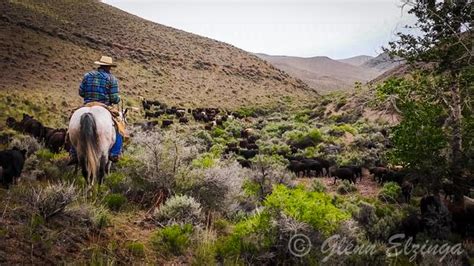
[338,55,374,67]
[0,0,316,117]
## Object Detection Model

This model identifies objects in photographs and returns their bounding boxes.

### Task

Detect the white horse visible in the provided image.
[68,106,126,186]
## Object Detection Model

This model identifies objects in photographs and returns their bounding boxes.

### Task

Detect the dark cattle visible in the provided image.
[6,117,21,131]
[237,159,252,168]
[166,108,177,115]
[227,142,238,149]
[204,122,214,131]
[401,213,423,240]
[42,126,56,142]
[420,195,442,216]
[142,100,152,110]
[288,160,305,177]
[238,149,258,160]
[21,114,44,139]
[313,157,331,176]
[382,170,406,185]
[369,167,389,183]
[447,196,474,237]
[240,128,253,138]
[176,110,186,118]
[331,167,356,184]
[0,147,27,189]
[47,129,67,153]
[161,120,173,128]
[341,165,362,181]
[239,140,249,149]
[179,117,189,124]
[442,182,456,201]
[401,181,413,203]
[224,146,239,154]
[301,159,323,177]
[247,143,259,150]
[247,135,258,144]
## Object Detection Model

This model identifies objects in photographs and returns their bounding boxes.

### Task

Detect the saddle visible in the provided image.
[78,102,127,138]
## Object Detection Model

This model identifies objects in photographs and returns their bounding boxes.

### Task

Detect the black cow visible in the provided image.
[331,167,356,184]
[369,167,389,183]
[238,149,258,160]
[313,157,332,177]
[179,117,189,124]
[161,120,173,128]
[288,160,305,177]
[301,159,323,177]
[341,165,362,181]
[46,129,67,153]
[401,181,413,203]
[0,147,27,188]
[20,114,44,139]
[401,213,423,240]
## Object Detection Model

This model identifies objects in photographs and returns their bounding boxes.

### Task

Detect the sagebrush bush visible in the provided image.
[154,195,203,226]
[29,183,77,219]
[9,135,41,156]
[150,224,193,256]
[187,161,246,213]
[103,193,127,211]
[337,180,358,194]
[378,182,401,203]
[283,128,322,149]
[248,155,295,200]
[311,179,327,193]
[265,185,350,235]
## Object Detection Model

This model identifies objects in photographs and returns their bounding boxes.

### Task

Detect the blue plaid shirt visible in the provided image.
[79,68,120,105]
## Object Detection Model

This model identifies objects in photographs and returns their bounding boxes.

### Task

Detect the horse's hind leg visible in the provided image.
[98,155,107,187]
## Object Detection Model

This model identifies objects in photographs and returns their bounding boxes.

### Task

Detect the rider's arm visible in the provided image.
[79,74,88,98]
[107,75,120,104]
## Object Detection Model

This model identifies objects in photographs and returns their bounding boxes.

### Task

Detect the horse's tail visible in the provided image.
[79,112,99,184]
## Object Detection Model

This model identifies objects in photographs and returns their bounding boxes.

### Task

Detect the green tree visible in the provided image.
[384,0,473,197]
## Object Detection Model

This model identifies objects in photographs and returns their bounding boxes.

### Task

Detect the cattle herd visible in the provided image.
[6,114,69,153]
[140,99,243,130]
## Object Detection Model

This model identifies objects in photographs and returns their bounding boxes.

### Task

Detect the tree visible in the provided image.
[384,0,473,198]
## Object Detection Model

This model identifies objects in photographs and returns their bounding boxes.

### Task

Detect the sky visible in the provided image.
[103,0,417,59]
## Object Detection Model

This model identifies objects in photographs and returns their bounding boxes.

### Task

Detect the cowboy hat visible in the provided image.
[94,56,117,67]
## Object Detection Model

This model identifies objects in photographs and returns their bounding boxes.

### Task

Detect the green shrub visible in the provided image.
[378,182,401,203]
[217,211,274,260]
[150,224,193,256]
[310,179,327,193]
[105,172,126,192]
[103,193,127,211]
[264,185,350,235]
[336,180,358,195]
[329,124,357,136]
[284,128,322,149]
[126,242,145,257]
[192,153,217,169]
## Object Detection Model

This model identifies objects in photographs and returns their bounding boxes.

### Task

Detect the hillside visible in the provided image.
[256,54,380,93]
[338,55,374,67]
[0,0,316,122]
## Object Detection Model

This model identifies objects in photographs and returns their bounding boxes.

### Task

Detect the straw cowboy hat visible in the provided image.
[94,56,117,67]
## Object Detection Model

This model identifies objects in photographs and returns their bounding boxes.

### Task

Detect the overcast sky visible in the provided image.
[103,0,416,59]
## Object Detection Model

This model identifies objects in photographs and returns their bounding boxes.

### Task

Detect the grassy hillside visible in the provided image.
[0,0,317,125]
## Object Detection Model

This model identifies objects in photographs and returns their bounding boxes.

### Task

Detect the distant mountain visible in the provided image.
[256,54,380,93]
[338,55,374,67]
[362,53,403,73]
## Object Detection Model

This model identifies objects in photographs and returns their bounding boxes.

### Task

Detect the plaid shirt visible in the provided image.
[79,68,120,105]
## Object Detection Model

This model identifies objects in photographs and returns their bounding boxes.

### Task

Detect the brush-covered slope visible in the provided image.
[0,0,316,116]
[256,54,380,93]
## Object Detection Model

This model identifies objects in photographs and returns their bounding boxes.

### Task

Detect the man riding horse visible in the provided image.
[68,56,123,165]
